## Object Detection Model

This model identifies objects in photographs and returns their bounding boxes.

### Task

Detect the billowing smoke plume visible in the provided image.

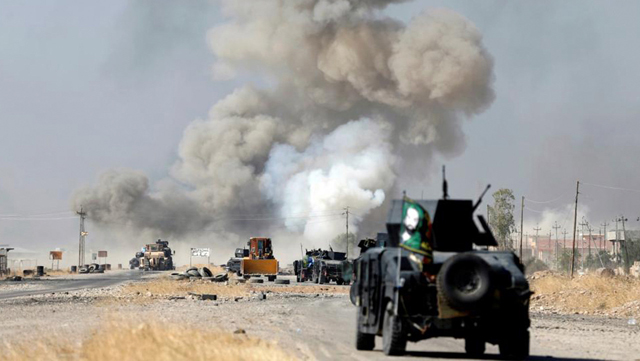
[73,0,495,247]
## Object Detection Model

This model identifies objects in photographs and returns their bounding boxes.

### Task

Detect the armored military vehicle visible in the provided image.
[313,249,349,285]
[130,239,175,271]
[294,248,350,285]
[351,183,531,357]
[225,248,249,274]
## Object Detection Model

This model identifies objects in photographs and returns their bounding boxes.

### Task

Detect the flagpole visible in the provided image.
[394,194,405,317]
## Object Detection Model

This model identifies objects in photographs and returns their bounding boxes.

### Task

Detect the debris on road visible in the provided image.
[188,292,217,301]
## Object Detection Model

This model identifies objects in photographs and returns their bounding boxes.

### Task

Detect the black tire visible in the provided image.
[274,279,290,285]
[248,278,264,284]
[382,308,406,356]
[198,267,213,278]
[336,279,344,285]
[499,330,530,359]
[355,311,375,351]
[437,253,493,311]
[465,337,485,356]
[267,275,276,282]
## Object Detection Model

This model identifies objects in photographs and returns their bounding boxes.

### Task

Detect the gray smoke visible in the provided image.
[73,1,495,246]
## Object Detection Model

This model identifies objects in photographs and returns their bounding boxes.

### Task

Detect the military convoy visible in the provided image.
[129,239,175,271]
[350,184,532,357]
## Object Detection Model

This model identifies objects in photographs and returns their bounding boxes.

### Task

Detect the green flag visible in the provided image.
[399,197,433,261]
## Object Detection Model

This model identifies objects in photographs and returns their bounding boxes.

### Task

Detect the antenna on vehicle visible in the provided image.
[442,165,449,200]
[472,184,492,212]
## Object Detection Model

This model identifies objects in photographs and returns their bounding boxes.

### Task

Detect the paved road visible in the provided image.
[0,270,147,300]
[285,297,612,361]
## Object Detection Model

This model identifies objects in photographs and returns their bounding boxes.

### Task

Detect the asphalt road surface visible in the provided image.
[0,270,146,300]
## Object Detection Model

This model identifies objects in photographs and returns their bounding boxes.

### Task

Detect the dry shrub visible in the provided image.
[2,320,295,361]
[531,273,640,313]
[121,277,349,301]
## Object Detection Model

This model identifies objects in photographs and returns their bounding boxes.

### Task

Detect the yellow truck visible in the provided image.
[240,237,278,281]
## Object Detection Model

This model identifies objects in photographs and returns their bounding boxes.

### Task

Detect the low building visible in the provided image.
[0,247,14,276]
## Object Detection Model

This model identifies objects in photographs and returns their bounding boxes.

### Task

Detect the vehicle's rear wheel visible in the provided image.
[465,337,485,356]
[382,309,406,356]
[336,279,344,285]
[499,329,529,359]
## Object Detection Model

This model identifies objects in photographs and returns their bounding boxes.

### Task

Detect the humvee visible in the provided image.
[351,187,531,357]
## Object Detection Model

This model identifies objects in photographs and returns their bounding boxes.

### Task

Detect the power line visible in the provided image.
[524,194,571,204]
[0,216,77,221]
[581,182,640,194]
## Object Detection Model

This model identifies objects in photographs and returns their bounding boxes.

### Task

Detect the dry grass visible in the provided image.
[531,273,640,313]
[122,277,250,298]
[45,269,73,276]
[1,319,296,361]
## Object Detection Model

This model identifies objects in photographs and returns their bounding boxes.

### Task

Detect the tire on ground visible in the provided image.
[465,337,485,356]
[274,279,290,285]
[248,278,264,284]
[499,329,530,358]
[382,306,406,356]
[198,267,213,278]
[437,253,493,311]
[355,311,375,351]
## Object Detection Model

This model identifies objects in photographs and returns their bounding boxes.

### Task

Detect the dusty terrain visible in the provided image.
[1,271,639,360]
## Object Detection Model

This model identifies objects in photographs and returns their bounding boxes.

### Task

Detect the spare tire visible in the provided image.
[437,253,493,311]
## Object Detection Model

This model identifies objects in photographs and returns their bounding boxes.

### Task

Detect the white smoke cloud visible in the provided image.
[72,1,495,253]
[261,118,395,241]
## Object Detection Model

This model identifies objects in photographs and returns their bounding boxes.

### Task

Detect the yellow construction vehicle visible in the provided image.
[240,237,278,281]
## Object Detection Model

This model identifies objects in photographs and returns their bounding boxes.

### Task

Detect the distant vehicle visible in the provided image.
[294,248,350,285]
[351,182,531,357]
[225,248,249,274]
[239,237,278,281]
[130,239,175,271]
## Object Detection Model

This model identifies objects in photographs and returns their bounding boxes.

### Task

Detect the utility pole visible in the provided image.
[77,206,87,270]
[600,221,609,251]
[344,206,350,259]
[571,180,580,278]
[553,222,561,267]
[601,221,609,253]
[620,216,630,273]
[579,219,591,257]
[562,229,568,250]
[533,225,542,260]
[520,196,524,260]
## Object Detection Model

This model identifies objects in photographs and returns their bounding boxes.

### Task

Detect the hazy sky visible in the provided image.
[1,1,640,262]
